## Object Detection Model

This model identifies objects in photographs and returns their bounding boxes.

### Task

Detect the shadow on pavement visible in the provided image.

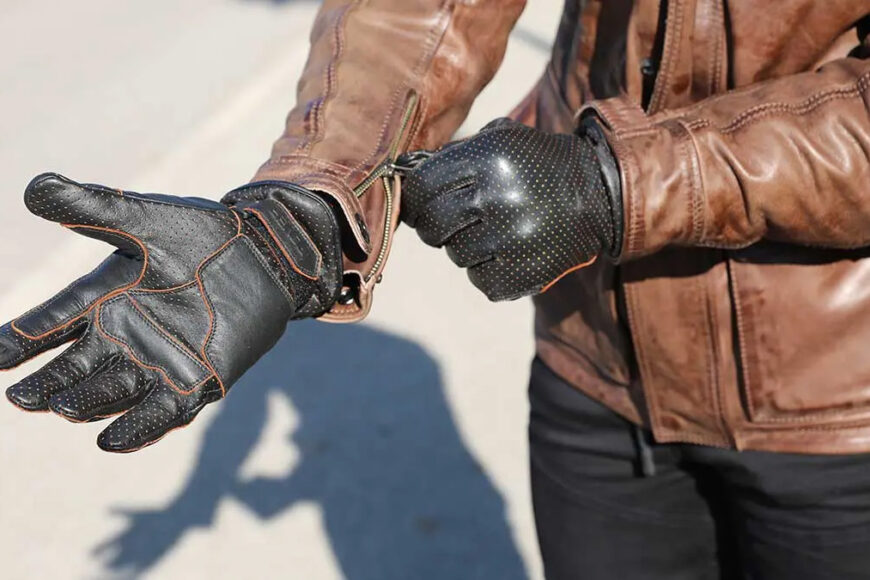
[94,320,527,580]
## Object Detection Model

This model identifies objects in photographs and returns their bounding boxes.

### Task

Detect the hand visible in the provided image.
[2,174,341,452]
[400,118,623,301]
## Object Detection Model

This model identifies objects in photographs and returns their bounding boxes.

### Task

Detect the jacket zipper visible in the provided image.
[354,92,420,283]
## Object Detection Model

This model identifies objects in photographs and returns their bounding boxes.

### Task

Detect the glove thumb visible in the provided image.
[25,173,151,255]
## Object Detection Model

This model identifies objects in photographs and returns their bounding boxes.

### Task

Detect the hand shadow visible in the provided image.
[94,320,528,580]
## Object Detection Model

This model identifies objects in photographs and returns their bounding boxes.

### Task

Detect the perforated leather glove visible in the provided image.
[2,174,341,452]
[400,118,623,301]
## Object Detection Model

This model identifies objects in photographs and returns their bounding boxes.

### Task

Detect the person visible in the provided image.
[4,0,870,578]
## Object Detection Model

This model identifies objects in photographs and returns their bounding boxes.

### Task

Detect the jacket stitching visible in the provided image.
[710,0,725,95]
[351,87,405,175]
[648,0,685,113]
[674,119,706,244]
[304,2,355,154]
[653,429,730,447]
[612,137,644,256]
[406,94,428,151]
[701,264,732,443]
[744,403,870,425]
[352,0,450,175]
[623,281,664,431]
[683,72,870,134]
[726,260,756,422]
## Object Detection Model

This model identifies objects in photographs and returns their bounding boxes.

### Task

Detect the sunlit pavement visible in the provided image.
[0,2,562,578]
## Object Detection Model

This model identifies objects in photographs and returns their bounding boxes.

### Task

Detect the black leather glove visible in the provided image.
[400,118,623,301]
[2,174,341,452]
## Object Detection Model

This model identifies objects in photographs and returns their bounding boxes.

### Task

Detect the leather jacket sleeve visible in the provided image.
[251,0,526,320]
[582,33,870,260]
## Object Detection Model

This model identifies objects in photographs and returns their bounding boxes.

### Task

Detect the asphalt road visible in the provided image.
[0,2,562,578]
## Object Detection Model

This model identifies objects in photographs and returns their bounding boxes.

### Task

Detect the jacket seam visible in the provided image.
[608,136,644,256]
[701,260,732,443]
[707,0,725,96]
[673,119,708,245]
[351,0,450,176]
[683,71,870,134]
[727,260,755,422]
[742,418,870,432]
[305,2,356,154]
[623,282,665,434]
[648,0,686,113]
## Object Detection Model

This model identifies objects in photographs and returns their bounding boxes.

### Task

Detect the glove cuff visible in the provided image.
[224,182,343,318]
[577,116,625,259]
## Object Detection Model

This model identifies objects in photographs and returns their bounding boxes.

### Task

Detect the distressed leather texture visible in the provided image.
[526,0,870,453]
[251,0,527,320]
[264,0,870,453]
[2,175,341,452]
[401,118,621,301]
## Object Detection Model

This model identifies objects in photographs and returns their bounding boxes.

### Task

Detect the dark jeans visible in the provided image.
[528,358,870,580]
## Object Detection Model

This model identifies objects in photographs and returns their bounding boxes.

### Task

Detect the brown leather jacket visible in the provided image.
[254,0,870,454]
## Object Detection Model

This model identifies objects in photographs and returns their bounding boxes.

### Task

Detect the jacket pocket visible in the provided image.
[729,242,870,423]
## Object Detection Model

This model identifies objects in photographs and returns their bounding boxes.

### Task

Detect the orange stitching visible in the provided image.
[11,224,149,341]
[276,203,323,273]
[194,235,244,398]
[126,295,209,371]
[95,300,212,396]
[231,208,242,235]
[0,322,83,373]
[247,207,320,281]
[541,255,598,294]
[247,222,288,276]
[134,280,198,294]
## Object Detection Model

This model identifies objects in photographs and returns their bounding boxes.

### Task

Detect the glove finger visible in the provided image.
[401,146,477,226]
[25,173,154,263]
[24,173,230,253]
[445,225,497,269]
[0,254,144,371]
[0,316,85,371]
[24,173,138,233]
[5,328,116,411]
[48,356,154,423]
[412,184,481,247]
[96,377,222,453]
[467,259,523,302]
